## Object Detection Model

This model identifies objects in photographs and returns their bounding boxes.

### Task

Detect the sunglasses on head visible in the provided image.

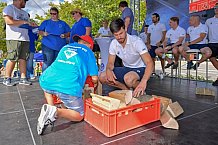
[50,13,57,15]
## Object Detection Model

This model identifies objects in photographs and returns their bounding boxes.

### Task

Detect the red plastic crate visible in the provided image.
[84,98,160,137]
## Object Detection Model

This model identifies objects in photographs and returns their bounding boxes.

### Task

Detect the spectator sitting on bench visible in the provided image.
[155,17,186,69]
[178,15,212,70]
[205,3,218,86]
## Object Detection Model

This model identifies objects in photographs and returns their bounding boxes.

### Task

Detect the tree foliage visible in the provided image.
[0,2,7,55]
[34,0,146,36]
[0,1,146,52]
[35,0,122,36]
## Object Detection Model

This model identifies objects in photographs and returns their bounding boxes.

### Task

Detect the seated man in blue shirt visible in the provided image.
[37,35,98,135]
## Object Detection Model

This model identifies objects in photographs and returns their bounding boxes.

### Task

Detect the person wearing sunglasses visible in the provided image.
[69,8,92,43]
[38,7,71,71]
[205,3,218,86]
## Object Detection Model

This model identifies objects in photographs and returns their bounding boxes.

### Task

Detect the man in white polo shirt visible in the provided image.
[155,17,186,69]
[99,18,153,97]
[3,0,36,86]
[206,3,218,86]
[178,15,211,70]
[147,13,166,72]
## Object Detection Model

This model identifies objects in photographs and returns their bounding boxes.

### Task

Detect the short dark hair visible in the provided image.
[110,18,125,33]
[170,17,179,25]
[190,15,200,22]
[50,7,59,14]
[145,25,149,28]
[152,13,160,21]
[119,1,128,8]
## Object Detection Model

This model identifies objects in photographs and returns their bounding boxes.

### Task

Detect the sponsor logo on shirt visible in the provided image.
[64,50,77,59]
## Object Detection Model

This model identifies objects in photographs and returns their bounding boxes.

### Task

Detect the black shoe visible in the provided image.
[164,62,174,69]
[193,63,200,70]
[19,78,32,85]
[187,61,193,70]
[172,63,178,69]
[212,80,218,86]
[3,78,16,86]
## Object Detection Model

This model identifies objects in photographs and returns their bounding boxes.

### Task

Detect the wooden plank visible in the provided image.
[167,101,184,118]
[91,93,121,111]
[160,111,179,130]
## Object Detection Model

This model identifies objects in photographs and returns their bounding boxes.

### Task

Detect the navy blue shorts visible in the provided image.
[149,45,159,58]
[167,43,181,51]
[113,67,145,84]
[189,44,208,50]
[208,43,218,58]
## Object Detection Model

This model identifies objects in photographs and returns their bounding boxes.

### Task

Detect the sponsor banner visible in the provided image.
[189,0,218,13]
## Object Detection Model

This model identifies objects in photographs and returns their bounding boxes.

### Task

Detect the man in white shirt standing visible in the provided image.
[3,0,36,86]
[99,18,153,97]
[178,15,211,70]
[155,17,186,69]
[205,3,218,86]
[147,13,166,73]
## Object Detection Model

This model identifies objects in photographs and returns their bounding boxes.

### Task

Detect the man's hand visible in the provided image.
[133,81,147,97]
[29,22,38,27]
[163,46,171,53]
[60,34,65,38]
[156,42,162,47]
[106,69,117,84]
[43,32,48,36]
[146,44,151,50]
[184,42,190,47]
[94,82,98,89]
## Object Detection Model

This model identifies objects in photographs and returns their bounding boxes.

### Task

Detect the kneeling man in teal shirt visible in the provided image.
[37,35,98,135]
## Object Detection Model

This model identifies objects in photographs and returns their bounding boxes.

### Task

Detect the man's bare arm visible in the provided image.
[85,27,92,36]
[3,15,29,26]
[124,17,130,32]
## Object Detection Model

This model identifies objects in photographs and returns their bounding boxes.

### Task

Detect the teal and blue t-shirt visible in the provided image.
[39,43,98,97]
[39,19,71,50]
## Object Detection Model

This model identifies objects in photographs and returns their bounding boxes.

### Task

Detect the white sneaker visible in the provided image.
[37,104,57,135]
[30,76,36,80]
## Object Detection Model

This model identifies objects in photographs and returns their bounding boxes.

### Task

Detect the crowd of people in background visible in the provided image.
[1,0,218,135]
